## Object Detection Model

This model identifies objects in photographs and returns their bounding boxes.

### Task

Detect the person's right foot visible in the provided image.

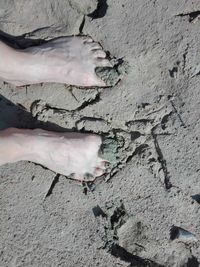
[0,128,106,181]
[29,130,106,181]
[11,36,112,87]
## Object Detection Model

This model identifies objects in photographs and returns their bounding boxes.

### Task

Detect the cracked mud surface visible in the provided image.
[1,0,200,266]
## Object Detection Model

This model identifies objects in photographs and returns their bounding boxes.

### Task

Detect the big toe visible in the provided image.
[82,36,94,43]
[94,167,105,177]
[95,58,113,68]
[92,75,107,87]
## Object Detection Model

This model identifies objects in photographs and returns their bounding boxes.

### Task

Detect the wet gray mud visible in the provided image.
[92,200,164,266]
[96,58,129,87]
[1,0,200,267]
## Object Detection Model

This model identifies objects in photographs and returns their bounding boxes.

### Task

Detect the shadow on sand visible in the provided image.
[0,94,69,132]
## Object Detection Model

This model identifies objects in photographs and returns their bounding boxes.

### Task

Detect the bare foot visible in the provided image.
[31,130,106,181]
[1,36,112,87]
[0,128,106,181]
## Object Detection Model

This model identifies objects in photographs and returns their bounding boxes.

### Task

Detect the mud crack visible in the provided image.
[177,11,200,23]
[151,128,172,190]
[44,174,60,199]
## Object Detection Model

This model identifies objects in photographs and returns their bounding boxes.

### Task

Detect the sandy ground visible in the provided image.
[0,0,200,266]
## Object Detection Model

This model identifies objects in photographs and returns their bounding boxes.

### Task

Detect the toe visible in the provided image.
[93,50,107,58]
[89,42,102,50]
[97,161,106,170]
[94,167,105,177]
[95,58,113,68]
[82,36,94,43]
[73,173,85,182]
[91,75,106,87]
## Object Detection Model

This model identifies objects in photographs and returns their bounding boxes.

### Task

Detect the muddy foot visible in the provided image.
[28,129,106,181]
[12,36,112,87]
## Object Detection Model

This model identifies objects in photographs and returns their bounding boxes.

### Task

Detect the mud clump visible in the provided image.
[69,0,98,15]
[100,136,124,164]
[118,217,148,255]
[96,59,129,87]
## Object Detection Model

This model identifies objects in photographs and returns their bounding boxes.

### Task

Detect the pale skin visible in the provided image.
[0,36,111,181]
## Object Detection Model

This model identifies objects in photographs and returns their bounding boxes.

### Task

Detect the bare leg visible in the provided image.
[0,128,106,181]
[0,36,112,87]
[0,40,31,85]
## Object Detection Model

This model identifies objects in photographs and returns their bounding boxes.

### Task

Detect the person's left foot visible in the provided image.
[5,36,112,87]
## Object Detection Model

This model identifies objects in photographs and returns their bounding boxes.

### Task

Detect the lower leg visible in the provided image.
[0,128,34,165]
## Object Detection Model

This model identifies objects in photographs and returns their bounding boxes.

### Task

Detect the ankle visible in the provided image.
[0,128,36,165]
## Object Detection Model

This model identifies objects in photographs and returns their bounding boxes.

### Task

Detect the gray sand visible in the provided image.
[1,0,200,266]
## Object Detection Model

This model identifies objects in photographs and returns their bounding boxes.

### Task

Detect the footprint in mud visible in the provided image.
[92,199,130,249]
[117,217,151,255]
[92,199,148,253]
[92,200,163,266]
